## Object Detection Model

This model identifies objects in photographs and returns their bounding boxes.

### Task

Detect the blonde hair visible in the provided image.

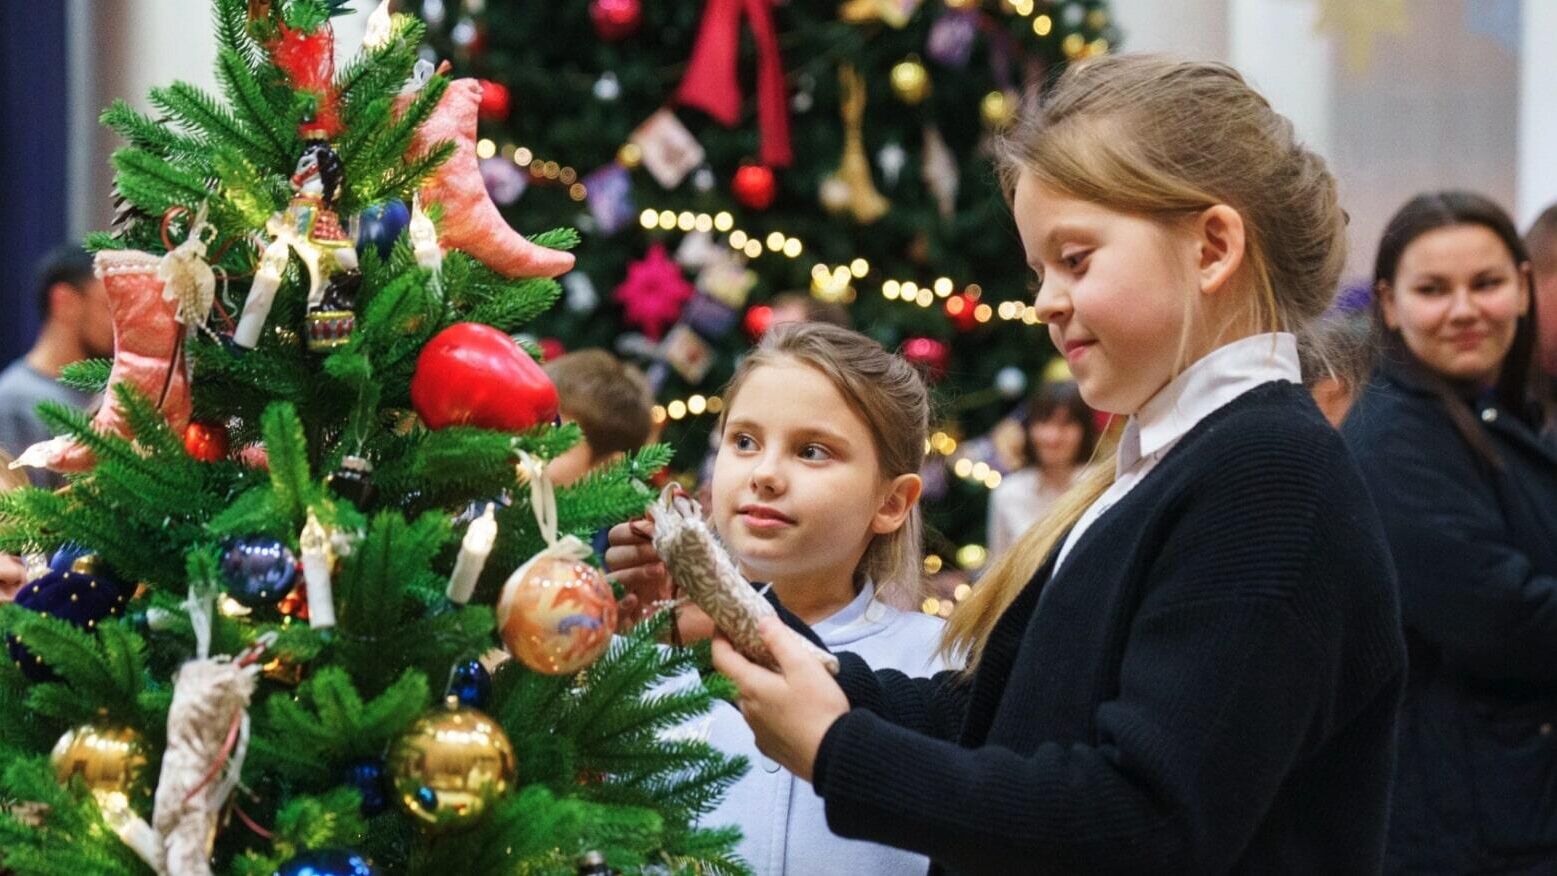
[946,54,1348,670]
[717,322,929,600]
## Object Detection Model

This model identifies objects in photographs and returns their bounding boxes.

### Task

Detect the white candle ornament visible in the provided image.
[447,503,497,604]
[300,510,337,629]
[233,237,292,349]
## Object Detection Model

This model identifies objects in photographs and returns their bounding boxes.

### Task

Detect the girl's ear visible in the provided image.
[871,473,923,536]
[1195,204,1247,298]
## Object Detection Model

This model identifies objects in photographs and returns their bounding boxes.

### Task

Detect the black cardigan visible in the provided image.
[781,381,1406,874]
[1343,360,1557,871]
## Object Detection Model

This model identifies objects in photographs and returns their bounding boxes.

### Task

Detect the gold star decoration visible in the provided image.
[1315,0,1409,75]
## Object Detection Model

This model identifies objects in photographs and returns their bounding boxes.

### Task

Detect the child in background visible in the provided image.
[611,322,949,876]
[543,349,654,487]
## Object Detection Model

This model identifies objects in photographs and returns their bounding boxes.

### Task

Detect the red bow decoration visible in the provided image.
[674,0,793,168]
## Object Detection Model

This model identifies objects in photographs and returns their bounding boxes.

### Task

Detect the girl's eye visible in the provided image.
[1473,275,1507,291]
[1062,250,1091,272]
[731,433,757,451]
[798,444,831,462]
[1413,284,1446,296]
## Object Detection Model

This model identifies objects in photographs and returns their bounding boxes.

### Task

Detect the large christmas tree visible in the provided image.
[0,2,746,873]
[416,0,1119,572]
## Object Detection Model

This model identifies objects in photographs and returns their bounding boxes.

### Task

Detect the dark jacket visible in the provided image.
[1343,359,1557,873]
[780,382,1406,874]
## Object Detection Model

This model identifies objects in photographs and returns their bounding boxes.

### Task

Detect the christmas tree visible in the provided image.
[414,0,1119,572]
[0,2,746,873]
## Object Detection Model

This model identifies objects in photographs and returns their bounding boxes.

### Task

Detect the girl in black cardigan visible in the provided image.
[1343,192,1557,872]
[610,55,1405,874]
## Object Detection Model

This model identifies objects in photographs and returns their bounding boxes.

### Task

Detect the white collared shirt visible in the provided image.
[1052,332,1302,574]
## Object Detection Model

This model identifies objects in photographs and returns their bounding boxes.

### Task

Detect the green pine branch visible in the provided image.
[215,47,295,168]
[58,359,111,395]
[148,81,269,165]
[110,148,211,219]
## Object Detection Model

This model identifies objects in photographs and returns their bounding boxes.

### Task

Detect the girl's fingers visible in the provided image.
[606,519,652,548]
[603,541,660,572]
[757,617,817,676]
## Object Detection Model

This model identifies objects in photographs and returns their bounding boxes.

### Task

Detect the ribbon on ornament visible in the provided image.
[674,0,793,168]
[515,451,592,564]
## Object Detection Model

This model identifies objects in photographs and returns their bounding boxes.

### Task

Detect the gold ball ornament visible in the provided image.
[890,57,931,105]
[497,553,617,675]
[944,0,979,9]
[980,90,1016,129]
[388,697,516,832]
[50,723,149,809]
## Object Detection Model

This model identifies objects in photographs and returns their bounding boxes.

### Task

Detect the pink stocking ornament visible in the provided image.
[13,250,192,473]
[405,78,575,279]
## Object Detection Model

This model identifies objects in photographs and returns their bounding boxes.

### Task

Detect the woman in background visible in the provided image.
[986,380,1096,559]
[1343,191,1557,872]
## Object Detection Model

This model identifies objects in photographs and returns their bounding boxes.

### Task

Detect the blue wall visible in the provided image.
[0,2,71,365]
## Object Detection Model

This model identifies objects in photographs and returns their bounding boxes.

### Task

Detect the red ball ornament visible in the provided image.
[732,164,777,210]
[538,337,567,362]
[411,323,560,432]
[477,79,511,122]
[590,0,642,40]
[183,421,230,462]
[944,293,979,332]
[744,304,774,340]
[901,336,950,382]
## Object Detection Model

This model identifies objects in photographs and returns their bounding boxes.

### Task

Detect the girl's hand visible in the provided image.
[0,554,24,602]
[604,518,716,643]
[605,518,671,605]
[712,617,849,783]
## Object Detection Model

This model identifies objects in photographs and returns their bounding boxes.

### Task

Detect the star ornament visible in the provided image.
[615,243,695,341]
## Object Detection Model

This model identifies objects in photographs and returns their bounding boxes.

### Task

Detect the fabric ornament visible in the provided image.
[615,244,694,341]
[480,156,527,206]
[629,109,706,190]
[695,249,758,309]
[927,9,979,67]
[582,163,634,234]
[681,293,740,340]
[401,79,574,278]
[13,250,192,473]
[922,125,960,220]
[674,0,793,167]
[660,324,716,384]
[650,486,837,673]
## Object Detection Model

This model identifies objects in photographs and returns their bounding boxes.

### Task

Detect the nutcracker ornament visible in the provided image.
[276,139,361,352]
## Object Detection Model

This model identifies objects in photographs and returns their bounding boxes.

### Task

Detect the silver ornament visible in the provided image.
[995,365,1028,400]
[593,72,621,102]
[877,143,907,187]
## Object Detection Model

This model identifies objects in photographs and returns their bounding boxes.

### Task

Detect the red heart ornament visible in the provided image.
[411,323,560,432]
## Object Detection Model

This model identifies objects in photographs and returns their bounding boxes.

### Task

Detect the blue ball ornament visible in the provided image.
[9,550,133,681]
[220,537,298,608]
[273,849,376,876]
[447,658,492,710]
[355,199,410,260]
[342,758,389,816]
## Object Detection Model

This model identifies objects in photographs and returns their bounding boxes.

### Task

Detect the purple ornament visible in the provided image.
[927,10,979,69]
[9,552,133,681]
[584,163,635,236]
[682,294,740,339]
[480,157,528,206]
